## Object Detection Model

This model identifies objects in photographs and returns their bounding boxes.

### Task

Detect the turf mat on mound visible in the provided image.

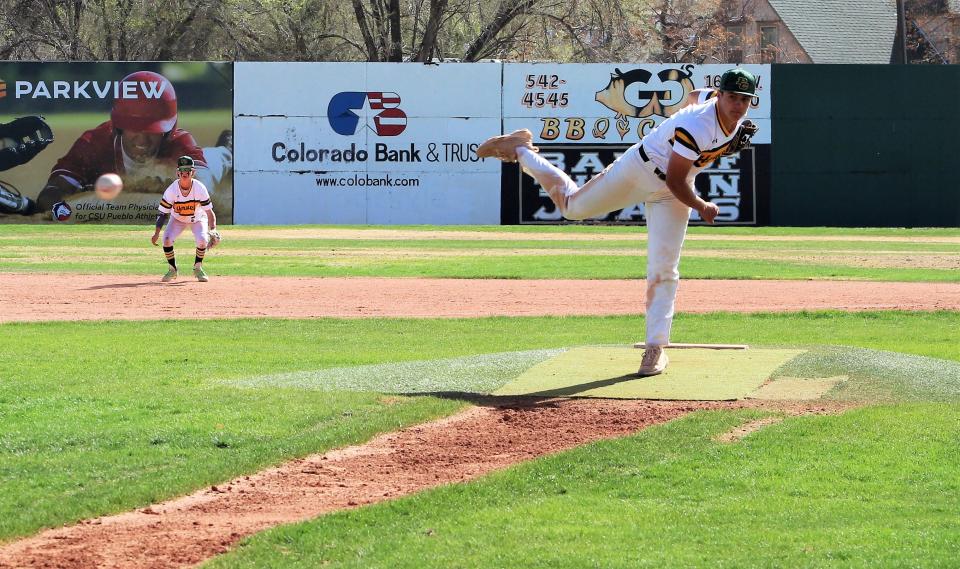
[494,347,806,400]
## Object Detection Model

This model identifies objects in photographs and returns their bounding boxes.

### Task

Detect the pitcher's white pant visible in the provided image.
[517,145,691,347]
[162,217,209,248]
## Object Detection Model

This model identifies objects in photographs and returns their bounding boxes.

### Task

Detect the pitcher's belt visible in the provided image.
[638,145,667,181]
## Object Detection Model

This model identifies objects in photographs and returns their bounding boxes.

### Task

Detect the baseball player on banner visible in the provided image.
[150,156,219,282]
[478,68,759,377]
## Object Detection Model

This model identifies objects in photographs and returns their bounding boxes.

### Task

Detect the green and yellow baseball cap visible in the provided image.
[177,156,195,171]
[719,68,757,96]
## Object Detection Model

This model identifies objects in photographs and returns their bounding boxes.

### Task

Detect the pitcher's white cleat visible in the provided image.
[477,129,539,162]
[637,346,668,377]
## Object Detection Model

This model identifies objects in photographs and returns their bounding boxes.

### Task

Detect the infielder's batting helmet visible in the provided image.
[110,71,178,133]
[719,68,757,97]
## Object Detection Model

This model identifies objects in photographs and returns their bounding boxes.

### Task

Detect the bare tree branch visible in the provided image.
[462,0,538,61]
[414,0,448,61]
[352,0,380,59]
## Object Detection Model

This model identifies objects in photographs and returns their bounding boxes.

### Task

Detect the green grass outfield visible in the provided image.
[2,225,959,566]
[209,405,960,569]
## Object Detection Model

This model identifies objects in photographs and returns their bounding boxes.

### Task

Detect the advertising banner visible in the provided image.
[234,62,502,225]
[0,62,234,224]
[503,63,770,144]
[509,145,758,225]
[500,63,770,225]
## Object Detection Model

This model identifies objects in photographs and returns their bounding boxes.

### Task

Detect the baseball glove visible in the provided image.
[206,229,222,249]
[724,120,759,156]
[0,116,55,172]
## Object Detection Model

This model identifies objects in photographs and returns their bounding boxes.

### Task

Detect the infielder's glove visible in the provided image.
[206,229,222,249]
[724,120,759,156]
[0,116,55,172]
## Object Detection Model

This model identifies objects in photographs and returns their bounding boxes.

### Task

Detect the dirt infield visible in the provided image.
[0,398,848,569]
[4,274,959,323]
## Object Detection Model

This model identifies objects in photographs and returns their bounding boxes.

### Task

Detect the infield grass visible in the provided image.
[1,311,957,543]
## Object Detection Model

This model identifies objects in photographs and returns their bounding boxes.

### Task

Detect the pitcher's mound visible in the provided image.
[494,347,805,400]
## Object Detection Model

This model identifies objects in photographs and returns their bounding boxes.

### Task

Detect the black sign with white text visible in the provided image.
[503,144,768,225]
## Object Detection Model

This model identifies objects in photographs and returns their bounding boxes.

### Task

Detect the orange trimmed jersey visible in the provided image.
[159,179,213,223]
[640,93,744,174]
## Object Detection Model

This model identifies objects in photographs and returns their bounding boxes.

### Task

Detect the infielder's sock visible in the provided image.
[163,246,176,269]
[195,246,206,265]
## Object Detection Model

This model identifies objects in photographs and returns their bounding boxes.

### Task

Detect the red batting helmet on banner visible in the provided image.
[110,71,178,133]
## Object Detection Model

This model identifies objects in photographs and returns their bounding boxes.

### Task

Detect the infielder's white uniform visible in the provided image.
[158,179,213,247]
[517,91,745,347]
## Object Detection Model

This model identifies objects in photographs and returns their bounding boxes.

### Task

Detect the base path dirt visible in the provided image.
[2,275,958,323]
[0,398,847,569]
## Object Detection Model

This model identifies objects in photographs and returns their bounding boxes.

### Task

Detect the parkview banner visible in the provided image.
[0,62,234,224]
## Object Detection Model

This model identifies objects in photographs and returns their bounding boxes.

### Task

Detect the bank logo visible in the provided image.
[328,91,407,136]
[594,65,695,139]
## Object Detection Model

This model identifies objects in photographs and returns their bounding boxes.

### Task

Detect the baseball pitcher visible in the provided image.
[477,68,759,377]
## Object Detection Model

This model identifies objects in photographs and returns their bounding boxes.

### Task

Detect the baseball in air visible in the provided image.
[95,173,123,200]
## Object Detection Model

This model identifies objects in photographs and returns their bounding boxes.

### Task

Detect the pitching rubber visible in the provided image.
[633,342,749,350]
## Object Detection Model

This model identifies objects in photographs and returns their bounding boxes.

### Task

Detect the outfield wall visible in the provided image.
[2,62,955,227]
[770,64,960,227]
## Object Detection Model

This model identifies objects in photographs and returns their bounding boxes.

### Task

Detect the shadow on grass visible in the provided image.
[84,280,183,290]
[401,391,633,408]
[520,373,644,398]
[400,369,643,402]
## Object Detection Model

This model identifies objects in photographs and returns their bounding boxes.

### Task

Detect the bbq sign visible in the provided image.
[503,63,770,145]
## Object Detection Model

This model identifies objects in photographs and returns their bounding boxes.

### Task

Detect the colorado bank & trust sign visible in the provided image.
[270,90,480,165]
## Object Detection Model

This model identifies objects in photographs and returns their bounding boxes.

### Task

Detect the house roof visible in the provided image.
[767,0,898,63]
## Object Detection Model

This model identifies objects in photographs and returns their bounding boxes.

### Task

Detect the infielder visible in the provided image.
[478,68,759,377]
[150,156,218,282]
